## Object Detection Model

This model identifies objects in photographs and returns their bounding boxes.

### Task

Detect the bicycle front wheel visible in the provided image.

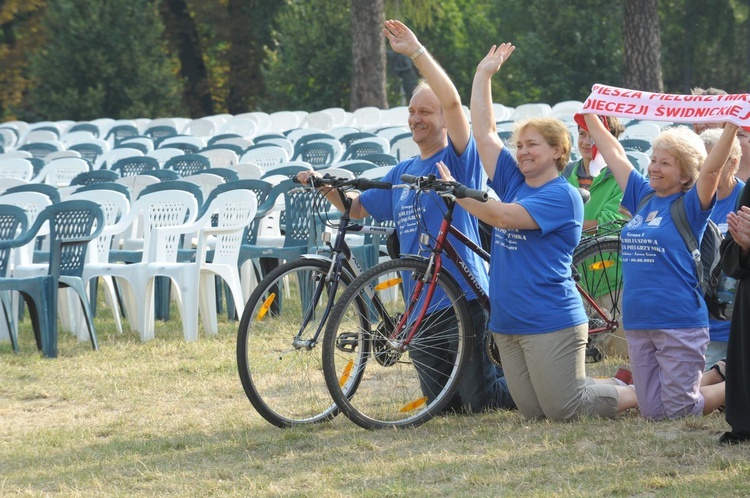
[322,258,471,430]
[572,235,624,361]
[237,257,353,427]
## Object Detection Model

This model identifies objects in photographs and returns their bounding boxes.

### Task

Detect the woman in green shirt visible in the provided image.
[562,116,627,231]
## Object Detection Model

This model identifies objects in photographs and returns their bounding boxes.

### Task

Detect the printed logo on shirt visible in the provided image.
[645,210,658,223]
[399,188,410,203]
[627,214,644,229]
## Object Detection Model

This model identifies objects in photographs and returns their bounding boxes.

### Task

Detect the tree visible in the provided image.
[350,0,386,110]
[225,0,284,114]
[0,0,46,121]
[623,0,663,92]
[160,0,214,117]
[263,0,352,112]
[27,0,183,121]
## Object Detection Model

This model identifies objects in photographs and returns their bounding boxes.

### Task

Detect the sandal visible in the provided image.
[710,359,726,381]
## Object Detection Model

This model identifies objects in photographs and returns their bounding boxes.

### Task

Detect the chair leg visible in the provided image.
[0,292,18,353]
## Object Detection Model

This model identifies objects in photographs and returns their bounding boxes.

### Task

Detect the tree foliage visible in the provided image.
[27,0,183,121]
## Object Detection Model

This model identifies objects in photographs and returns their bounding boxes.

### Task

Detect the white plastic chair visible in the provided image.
[239,146,290,175]
[511,103,552,120]
[268,111,300,133]
[43,150,83,163]
[0,158,34,181]
[352,106,382,130]
[620,122,661,142]
[68,187,131,335]
[150,188,258,337]
[146,147,184,168]
[198,148,239,168]
[95,147,144,170]
[80,189,200,341]
[219,117,258,138]
[233,163,264,180]
[34,158,91,187]
[235,112,271,134]
[183,118,217,138]
[304,111,334,131]
[358,165,394,180]
[390,135,420,161]
[255,137,293,157]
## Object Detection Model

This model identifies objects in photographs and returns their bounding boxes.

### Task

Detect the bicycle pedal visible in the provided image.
[336,332,359,353]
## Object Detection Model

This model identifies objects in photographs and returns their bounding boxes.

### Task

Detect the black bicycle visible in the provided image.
[236,174,393,427]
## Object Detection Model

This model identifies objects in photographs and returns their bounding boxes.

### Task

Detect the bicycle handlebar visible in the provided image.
[400,174,488,202]
[295,173,392,192]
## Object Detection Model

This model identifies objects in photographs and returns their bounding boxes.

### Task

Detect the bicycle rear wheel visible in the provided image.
[237,257,354,427]
[572,235,623,362]
[322,258,471,429]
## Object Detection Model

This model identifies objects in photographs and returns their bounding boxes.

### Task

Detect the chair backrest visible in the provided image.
[118,136,154,154]
[390,134,420,161]
[254,137,293,156]
[268,110,301,133]
[144,124,178,141]
[115,174,161,201]
[104,124,140,146]
[44,150,83,164]
[0,158,34,181]
[202,167,239,182]
[110,156,159,178]
[260,164,311,180]
[619,138,652,154]
[158,135,207,152]
[146,147,184,168]
[95,147,144,170]
[219,117,257,138]
[0,204,27,277]
[0,178,30,193]
[198,188,258,266]
[37,157,92,187]
[69,169,119,186]
[182,172,226,200]
[68,141,108,165]
[332,159,379,178]
[163,153,211,176]
[233,163,263,180]
[358,153,398,167]
[35,199,104,277]
[139,179,204,208]
[357,165,394,180]
[277,179,320,248]
[197,148,239,168]
[67,188,130,264]
[352,106,382,129]
[239,145,290,174]
[620,122,661,142]
[131,189,199,262]
[339,131,377,149]
[342,138,388,161]
[146,169,181,181]
[66,122,100,138]
[291,141,335,168]
[18,141,63,160]
[4,183,61,203]
[183,118,217,138]
[208,136,254,152]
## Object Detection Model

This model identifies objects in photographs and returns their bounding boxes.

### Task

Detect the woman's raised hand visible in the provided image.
[477,43,516,77]
[436,161,456,183]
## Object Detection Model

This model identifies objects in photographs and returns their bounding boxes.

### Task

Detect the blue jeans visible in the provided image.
[410,299,515,413]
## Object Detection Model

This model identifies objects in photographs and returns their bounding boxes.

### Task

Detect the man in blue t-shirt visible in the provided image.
[298,20,513,413]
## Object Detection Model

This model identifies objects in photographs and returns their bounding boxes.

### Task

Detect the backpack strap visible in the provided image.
[638,192,702,305]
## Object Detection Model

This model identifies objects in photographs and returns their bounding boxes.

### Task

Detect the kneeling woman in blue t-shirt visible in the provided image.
[437,44,639,421]
[583,114,736,420]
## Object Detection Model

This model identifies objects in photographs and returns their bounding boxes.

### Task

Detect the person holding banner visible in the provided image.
[436,44,639,422]
[581,110,735,420]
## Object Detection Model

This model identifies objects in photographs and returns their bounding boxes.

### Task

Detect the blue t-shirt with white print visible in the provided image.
[360,137,488,313]
[620,169,715,329]
[487,147,587,335]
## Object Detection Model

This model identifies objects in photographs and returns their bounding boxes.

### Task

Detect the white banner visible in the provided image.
[579,84,750,129]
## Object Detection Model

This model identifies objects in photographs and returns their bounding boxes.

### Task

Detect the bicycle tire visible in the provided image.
[572,235,623,361]
[321,258,471,429]
[236,257,355,427]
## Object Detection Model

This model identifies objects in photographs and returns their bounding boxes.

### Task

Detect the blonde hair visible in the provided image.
[512,118,572,172]
[652,127,708,192]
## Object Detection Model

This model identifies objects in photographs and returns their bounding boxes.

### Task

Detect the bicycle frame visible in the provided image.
[288,181,394,349]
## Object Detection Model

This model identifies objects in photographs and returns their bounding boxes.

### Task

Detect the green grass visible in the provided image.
[1,297,748,497]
